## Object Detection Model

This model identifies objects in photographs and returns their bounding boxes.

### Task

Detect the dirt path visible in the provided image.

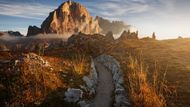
[91,61,114,107]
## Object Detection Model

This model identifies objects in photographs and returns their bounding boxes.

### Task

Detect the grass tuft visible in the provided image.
[71,54,89,75]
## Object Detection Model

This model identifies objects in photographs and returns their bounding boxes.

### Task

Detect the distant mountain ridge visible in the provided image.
[96,16,128,34]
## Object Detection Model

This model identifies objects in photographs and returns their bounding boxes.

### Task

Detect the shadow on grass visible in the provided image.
[40,88,80,107]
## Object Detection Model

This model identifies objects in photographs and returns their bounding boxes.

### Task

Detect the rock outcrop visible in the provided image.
[19,53,50,67]
[119,30,138,40]
[41,0,101,35]
[27,26,42,36]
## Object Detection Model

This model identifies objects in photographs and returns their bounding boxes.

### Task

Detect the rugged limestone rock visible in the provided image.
[41,1,101,35]
[27,26,42,36]
[95,54,130,107]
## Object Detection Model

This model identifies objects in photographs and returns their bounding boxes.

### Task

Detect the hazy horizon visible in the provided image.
[0,0,190,39]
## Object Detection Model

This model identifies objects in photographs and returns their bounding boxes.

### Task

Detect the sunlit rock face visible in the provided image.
[41,1,101,35]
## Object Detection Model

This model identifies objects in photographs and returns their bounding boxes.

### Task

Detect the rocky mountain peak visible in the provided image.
[40,0,101,35]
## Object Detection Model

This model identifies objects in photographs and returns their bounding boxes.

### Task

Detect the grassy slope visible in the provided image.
[1,36,190,106]
[108,38,190,107]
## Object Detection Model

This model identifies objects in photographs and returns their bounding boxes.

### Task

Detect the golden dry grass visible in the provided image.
[8,59,64,104]
[0,51,91,105]
[107,39,190,106]
[126,55,167,107]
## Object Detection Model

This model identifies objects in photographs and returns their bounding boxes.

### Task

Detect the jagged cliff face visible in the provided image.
[41,1,101,34]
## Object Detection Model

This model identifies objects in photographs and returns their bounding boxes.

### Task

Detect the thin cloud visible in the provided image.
[0,2,56,20]
[82,0,151,20]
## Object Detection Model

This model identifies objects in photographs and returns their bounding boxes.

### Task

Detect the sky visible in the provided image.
[0,0,190,39]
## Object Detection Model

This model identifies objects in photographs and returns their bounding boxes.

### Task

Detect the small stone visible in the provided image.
[64,88,83,103]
